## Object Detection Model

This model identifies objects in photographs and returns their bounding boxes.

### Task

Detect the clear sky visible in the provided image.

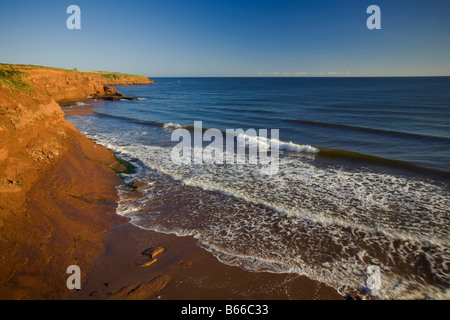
[1,0,449,77]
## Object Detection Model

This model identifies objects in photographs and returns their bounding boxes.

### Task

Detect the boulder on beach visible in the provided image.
[141,246,164,258]
[136,258,158,268]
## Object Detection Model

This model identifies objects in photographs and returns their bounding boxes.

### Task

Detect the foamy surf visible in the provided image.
[162,122,319,154]
[237,133,319,153]
[86,129,450,300]
[163,122,184,129]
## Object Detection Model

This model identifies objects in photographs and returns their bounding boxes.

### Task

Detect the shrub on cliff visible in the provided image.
[0,68,33,91]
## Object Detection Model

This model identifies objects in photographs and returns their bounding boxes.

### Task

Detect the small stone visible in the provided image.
[141,246,164,258]
[344,294,362,300]
[130,181,147,190]
[136,258,158,268]
[89,290,99,297]
[179,260,193,268]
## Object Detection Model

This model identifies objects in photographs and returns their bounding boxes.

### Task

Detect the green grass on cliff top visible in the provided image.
[0,63,67,71]
[0,68,34,91]
[0,63,149,83]
[81,71,149,81]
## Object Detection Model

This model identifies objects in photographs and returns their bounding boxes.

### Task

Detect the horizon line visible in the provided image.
[147,75,450,78]
[2,62,449,78]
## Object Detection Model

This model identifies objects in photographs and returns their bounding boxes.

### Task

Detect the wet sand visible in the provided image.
[71,222,343,300]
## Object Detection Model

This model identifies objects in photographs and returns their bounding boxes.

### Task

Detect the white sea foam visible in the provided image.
[108,142,449,242]
[163,122,183,130]
[72,128,450,300]
[162,124,318,154]
[237,133,319,153]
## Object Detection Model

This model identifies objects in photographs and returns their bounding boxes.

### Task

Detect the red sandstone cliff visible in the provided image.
[0,65,152,299]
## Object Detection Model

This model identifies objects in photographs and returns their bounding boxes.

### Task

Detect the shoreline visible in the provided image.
[62,102,344,300]
[62,101,343,300]
[0,64,342,300]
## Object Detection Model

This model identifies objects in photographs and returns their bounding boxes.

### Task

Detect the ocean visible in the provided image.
[64,77,450,299]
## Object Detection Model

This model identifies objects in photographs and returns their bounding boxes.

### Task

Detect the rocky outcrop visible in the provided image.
[0,64,153,299]
[95,86,139,101]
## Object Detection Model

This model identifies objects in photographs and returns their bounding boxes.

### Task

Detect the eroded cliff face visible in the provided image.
[0,65,152,299]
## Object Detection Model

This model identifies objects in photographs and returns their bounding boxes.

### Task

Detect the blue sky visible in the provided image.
[1,0,449,77]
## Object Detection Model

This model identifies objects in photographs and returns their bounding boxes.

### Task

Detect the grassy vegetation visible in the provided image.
[82,71,149,82]
[0,63,148,84]
[0,63,68,71]
[100,73,128,81]
[0,68,34,91]
[109,156,136,174]
[0,63,149,95]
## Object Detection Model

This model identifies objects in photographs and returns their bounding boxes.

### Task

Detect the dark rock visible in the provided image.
[89,290,99,297]
[97,95,139,101]
[344,294,362,300]
[120,96,139,101]
[130,181,147,190]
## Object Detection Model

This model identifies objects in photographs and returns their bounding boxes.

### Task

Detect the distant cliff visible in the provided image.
[0,64,152,299]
